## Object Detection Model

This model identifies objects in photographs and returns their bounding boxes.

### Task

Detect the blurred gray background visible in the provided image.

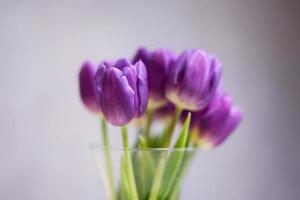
[1,0,300,199]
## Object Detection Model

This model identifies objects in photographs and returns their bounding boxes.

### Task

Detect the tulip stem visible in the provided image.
[121,126,139,200]
[148,107,182,200]
[144,109,154,140]
[100,118,116,200]
[168,150,197,200]
[163,107,182,147]
[148,151,168,200]
[101,118,109,147]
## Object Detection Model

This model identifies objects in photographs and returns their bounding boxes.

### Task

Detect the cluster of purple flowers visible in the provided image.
[79,47,243,148]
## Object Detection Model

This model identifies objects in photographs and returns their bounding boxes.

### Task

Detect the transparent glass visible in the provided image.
[91,145,198,200]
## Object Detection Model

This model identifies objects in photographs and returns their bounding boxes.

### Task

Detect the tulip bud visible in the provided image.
[190,93,243,149]
[79,61,101,113]
[133,47,176,109]
[166,49,222,111]
[95,59,148,126]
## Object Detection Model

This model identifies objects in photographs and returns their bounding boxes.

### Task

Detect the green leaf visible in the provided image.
[175,112,191,148]
[159,112,191,199]
[167,150,197,199]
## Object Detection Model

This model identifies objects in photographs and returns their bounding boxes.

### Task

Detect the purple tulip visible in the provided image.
[189,92,243,148]
[95,59,148,126]
[165,49,222,111]
[79,61,101,113]
[133,47,176,109]
[132,47,151,65]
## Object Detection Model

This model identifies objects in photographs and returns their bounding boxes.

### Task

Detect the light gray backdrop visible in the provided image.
[1,0,300,199]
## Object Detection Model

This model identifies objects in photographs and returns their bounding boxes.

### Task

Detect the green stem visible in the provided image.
[163,107,182,147]
[168,150,197,200]
[101,119,109,147]
[121,126,139,200]
[148,152,168,200]
[144,109,154,140]
[100,118,116,200]
[148,107,182,200]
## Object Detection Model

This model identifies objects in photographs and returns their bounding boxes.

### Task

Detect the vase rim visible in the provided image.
[89,143,200,152]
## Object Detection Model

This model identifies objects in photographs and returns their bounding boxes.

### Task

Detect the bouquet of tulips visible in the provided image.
[79,47,243,200]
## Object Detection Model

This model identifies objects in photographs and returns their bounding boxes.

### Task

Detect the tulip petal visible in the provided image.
[122,66,139,116]
[213,107,243,146]
[79,61,101,113]
[148,49,174,100]
[114,58,132,70]
[132,47,151,64]
[135,60,148,115]
[201,56,223,106]
[178,50,210,109]
[168,50,190,87]
[97,67,135,126]
[201,95,232,131]
[197,94,243,147]
[133,48,174,107]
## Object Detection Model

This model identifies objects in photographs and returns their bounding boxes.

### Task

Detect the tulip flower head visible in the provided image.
[166,49,222,111]
[133,47,176,109]
[190,93,243,149]
[95,59,148,126]
[79,61,101,113]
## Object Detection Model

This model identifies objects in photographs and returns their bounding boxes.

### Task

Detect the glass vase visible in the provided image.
[91,145,198,200]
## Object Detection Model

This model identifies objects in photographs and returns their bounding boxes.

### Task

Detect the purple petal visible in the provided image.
[79,61,101,113]
[114,58,132,70]
[201,89,223,117]
[200,56,223,106]
[148,48,175,101]
[132,47,151,64]
[167,50,191,87]
[166,49,221,111]
[201,94,232,131]
[178,50,210,109]
[122,66,139,116]
[97,67,135,126]
[135,60,148,116]
[198,93,243,148]
[212,107,243,146]
[165,50,191,107]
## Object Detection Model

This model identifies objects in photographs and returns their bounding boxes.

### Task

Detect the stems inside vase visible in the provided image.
[100,118,116,200]
[121,126,139,200]
[148,107,183,200]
